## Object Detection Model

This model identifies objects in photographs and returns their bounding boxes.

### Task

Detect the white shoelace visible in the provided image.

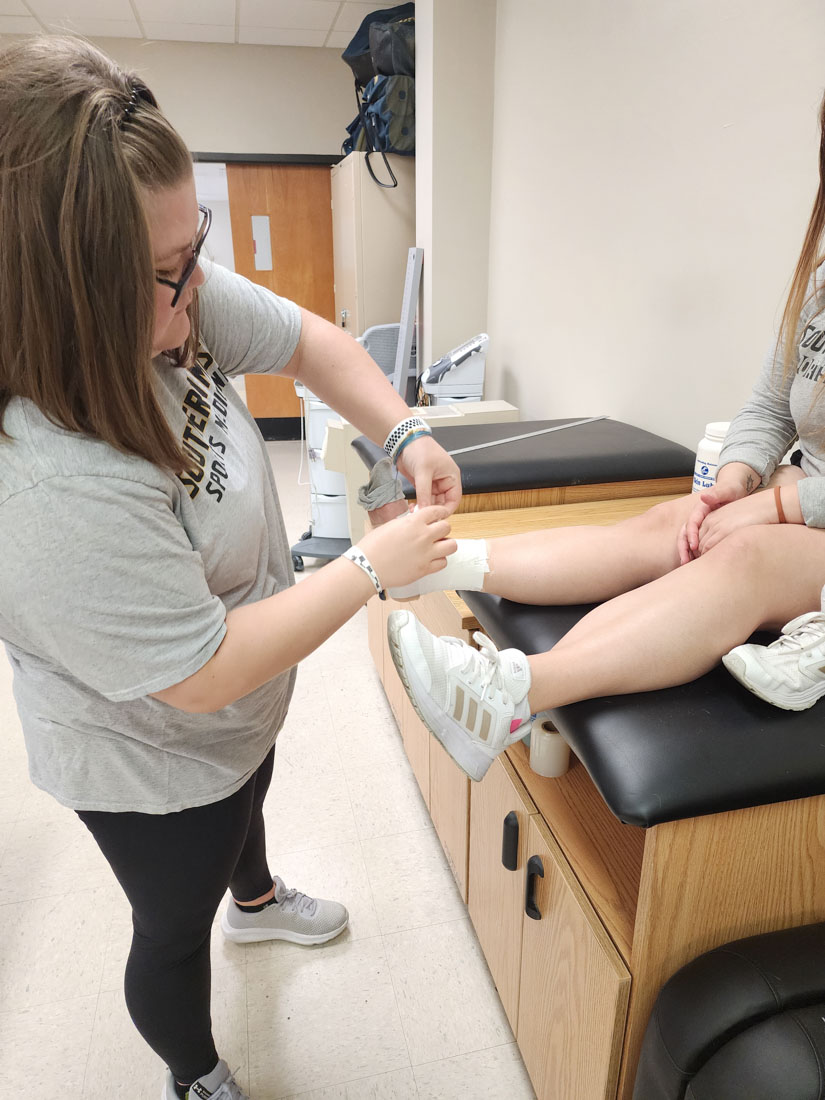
[770,614,825,652]
[446,631,507,702]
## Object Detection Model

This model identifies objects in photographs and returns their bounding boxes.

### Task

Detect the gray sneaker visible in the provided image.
[162,1059,249,1100]
[221,876,348,945]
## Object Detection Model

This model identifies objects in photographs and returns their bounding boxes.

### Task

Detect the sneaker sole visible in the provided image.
[387,611,496,782]
[220,912,348,945]
[722,652,825,711]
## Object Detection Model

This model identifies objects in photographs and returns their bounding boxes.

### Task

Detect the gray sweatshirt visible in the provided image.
[0,260,303,813]
[719,277,825,526]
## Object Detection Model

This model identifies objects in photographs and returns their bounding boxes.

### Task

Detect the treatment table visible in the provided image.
[358,421,825,1099]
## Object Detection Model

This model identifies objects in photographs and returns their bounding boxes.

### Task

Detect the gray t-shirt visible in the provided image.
[0,259,303,813]
[719,274,825,526]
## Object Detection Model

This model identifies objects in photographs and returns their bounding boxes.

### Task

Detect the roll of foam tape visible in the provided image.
[528,717,570,778]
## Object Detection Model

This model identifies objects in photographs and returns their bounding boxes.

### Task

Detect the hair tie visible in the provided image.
[119,86,140,130]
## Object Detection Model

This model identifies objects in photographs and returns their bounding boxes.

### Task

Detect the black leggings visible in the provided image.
[77,748,275,1084]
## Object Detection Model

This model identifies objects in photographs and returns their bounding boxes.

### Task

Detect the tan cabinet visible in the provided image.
[468,754,535,1032]
[330,152,416,335]
[469,758,630,1100]
[518,816,630,1100]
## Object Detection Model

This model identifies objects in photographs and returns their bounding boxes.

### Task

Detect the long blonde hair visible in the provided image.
[0,36,197,470]
[778,91,825,381]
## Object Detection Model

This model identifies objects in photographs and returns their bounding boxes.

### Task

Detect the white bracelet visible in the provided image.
[383,416,432,461]
[343,545,383,595]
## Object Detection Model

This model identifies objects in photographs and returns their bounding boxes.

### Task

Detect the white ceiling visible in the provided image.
[0,0,386,47]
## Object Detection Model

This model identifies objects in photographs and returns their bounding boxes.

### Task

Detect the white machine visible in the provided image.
[418,333,488,405]
[290,323,416,569]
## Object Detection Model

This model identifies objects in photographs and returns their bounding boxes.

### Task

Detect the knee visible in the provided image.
[702,527,770,574]
[633,495,691,538]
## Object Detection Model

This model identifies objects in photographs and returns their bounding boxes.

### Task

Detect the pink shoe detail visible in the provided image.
[510,718,524,735]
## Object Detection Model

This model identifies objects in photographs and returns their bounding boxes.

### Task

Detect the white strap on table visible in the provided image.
[445,416,608,458]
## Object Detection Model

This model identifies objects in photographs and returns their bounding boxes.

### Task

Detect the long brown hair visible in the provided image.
[0,36,197,470]
[778,92,825,381]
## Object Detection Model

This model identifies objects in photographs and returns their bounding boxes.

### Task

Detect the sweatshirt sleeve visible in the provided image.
[716,340,797,485]
[796,478,825,528]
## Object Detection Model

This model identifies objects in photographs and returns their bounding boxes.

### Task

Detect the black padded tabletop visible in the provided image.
[352,417,696,496]
[460,592,825,828]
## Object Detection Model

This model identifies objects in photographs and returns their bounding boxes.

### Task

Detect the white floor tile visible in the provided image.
[0,888,111,1011]
[0,994,97,1095]
[282,1067,419,1099]
[247,937,410,1098]
[346,760,432,842]
[383,919,514,1065]
[0,811,115,905]
[361,828,466,936]
[413,1044,536,1099]
[264,760,359,856]
[331,695,409,779]
[82,987,165,1100]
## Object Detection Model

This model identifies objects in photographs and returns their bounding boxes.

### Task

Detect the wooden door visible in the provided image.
[518,816,630,1100]
[468,754,535,1032]
[226,163,335,436]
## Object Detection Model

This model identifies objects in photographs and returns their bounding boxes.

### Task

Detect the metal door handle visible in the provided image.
[501,811,519,871]
[525,855,544,920]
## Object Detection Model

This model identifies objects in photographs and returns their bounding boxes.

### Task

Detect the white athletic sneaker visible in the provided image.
[162,1058,249,1100]
[387,609,533,781]
[722,611,825,711]
[221,876,348,945]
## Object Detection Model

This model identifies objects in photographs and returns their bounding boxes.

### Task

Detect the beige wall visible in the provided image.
[484,0,825,447]
[415,0,496,367]
[88,37,354,156]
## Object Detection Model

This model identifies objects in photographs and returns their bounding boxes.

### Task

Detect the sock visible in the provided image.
[388,539,490,599]
[174,1082,189,1099]
[235,895,278,913]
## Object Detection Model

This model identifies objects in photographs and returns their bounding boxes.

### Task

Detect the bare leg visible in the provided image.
[481,468,808,606]
[523,524,825,711]
[482,495,693,604]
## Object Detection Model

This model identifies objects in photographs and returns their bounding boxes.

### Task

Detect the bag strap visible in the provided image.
[365,150,398,189]
[354,78,398,189]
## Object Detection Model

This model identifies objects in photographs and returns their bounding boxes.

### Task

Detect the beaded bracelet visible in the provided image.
[383,416,432,462]
[343,545,383,595]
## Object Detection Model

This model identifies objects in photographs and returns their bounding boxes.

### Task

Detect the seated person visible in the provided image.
[382,87,825,782]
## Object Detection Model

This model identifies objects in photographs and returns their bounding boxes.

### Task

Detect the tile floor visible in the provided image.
[0,440,535,1099]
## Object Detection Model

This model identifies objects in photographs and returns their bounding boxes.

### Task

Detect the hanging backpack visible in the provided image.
[341,3,415,188]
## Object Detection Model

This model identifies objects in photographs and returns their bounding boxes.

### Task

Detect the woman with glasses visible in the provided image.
[0,36,459,1100]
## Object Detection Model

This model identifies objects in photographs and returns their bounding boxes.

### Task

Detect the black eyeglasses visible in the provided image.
[155,204,212,306]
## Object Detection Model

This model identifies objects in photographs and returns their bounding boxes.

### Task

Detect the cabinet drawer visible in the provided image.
[518,816,630,1100]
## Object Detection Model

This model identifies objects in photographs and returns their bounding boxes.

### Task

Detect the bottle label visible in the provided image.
[693,457,718,492]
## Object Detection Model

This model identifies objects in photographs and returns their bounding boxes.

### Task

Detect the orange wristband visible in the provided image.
[774,485,787,524]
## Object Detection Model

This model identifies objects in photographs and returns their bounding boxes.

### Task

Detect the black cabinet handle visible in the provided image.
[525,855,544,920]
[501,811,519,871]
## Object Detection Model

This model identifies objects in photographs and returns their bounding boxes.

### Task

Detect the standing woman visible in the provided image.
[0,37,459,1100]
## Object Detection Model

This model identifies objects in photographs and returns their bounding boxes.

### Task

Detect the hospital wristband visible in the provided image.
[383,417,432,462]
[343,545,384,595]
